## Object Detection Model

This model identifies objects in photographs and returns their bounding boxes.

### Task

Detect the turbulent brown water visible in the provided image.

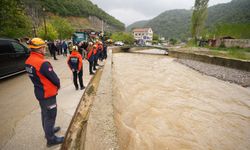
[112,53,250,150]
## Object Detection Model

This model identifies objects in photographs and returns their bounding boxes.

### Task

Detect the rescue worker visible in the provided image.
[97,42,103,61]
[25,38,64,147]
[86,42,95,75]
[67,46,85,90]
[93,42,99,70]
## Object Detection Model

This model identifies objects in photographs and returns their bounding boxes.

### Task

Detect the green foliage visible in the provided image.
[37,23,58,41]
[213,24,250,39]
[206,0,250,28]
[0,0,32,38]
[209,47,250,60]
[43,0,125,31]
[191,0,209,40]
[111,32,134,45]
[153,34,159,41]
[50,16,74,39]
[169,39,178,45]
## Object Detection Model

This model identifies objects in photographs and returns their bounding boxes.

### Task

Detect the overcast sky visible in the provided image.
[90,0,232,26]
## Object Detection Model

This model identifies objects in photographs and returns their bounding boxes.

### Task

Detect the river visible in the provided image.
[112,52,250,150]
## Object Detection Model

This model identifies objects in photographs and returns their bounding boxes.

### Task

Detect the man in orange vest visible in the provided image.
[87,42,95,75]
[25,38,64,147]
[93,42,99,70]
[67,46,85,90]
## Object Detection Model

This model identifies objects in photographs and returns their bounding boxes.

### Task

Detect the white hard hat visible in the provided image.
[72,46,78,51]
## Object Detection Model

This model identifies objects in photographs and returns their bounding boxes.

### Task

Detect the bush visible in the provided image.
[37,22,58,41]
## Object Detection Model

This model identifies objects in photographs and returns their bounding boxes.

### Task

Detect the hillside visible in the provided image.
[126,20,149,32]
[147,9,192,40]
[23,0,125,31]
[206,0,250,26]
[127,0,250,39]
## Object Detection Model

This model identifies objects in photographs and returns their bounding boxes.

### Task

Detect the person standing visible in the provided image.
[86,42,95,75]
[62,40,68,57]
[67,46,85,90]
[93,42,98,70]
[51,42,58,60]
[25,38,64,147]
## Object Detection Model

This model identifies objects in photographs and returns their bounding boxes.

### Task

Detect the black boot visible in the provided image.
[47,136,64,147]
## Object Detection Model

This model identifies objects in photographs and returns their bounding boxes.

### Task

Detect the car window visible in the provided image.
[0,40,13,54]
[11,42,25,53]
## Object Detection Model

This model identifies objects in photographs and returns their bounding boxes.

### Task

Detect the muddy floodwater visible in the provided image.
[112,53,250,150]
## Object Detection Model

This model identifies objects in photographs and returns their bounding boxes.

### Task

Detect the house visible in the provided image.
[132,28,153,44]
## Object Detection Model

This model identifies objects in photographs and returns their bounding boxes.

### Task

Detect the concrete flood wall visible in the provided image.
[61,69,103,150]
[61,49,118,150]
[113,46,250,72]
[168,50,250,72]
[215,39,250,48]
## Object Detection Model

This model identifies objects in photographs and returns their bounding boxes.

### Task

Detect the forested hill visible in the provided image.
[126,20,149,32]
[43,0,125,31]
[206,0,250,26]
[147,9,192,40]
[127,0,250,39]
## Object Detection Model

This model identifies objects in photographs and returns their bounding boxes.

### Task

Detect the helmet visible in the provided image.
[28,38,46,49]
[72,46,78,51]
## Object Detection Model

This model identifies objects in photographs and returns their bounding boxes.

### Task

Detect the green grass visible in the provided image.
[208,47,250,60]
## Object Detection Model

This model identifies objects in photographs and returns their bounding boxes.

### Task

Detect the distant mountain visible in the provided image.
[206,0,250,26]
[147,9,192,40]
[127,0,250,39]
[126,20,149,32]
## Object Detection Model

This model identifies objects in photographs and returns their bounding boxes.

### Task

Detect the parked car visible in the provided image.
[114,41,124,46]
[0,38,30,79]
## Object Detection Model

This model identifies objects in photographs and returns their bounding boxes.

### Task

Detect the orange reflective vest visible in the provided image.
[25,52,60,100]
[67,51,83,71]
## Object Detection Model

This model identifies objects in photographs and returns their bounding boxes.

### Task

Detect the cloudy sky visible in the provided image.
[90,0,232,26]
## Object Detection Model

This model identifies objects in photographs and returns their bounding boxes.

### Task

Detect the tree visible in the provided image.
[51,16,74,40]
[153,34,159,41]
[0,0,32,38]
[37,22,58,41]
[111,32,134,45]
[191,0,209,41]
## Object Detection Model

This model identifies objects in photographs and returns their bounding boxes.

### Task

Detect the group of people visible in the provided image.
[25,37,107,147]
[67,40,107,90]
[47,40,72,60]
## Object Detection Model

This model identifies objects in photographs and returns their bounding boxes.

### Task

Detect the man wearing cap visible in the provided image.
[67,46,85,90]
[25,38,64,147]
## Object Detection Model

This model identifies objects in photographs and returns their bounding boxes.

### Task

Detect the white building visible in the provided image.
[132,28,153,42]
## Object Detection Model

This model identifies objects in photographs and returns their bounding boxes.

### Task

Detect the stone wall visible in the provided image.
[216,39,250,48]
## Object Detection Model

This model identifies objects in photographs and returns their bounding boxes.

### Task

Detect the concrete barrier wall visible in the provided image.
[216,39,250,48]
[61,69,103,150]
[169,50,250,71]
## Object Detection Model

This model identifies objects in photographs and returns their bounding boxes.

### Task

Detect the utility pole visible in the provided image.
[102,20,104,33]
[43,7,47,40]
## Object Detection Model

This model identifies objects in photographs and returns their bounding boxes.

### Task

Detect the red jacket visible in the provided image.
[87,46,94,60]
[93,44,98,55]
[25,52,60,100]
[67,51,83,71]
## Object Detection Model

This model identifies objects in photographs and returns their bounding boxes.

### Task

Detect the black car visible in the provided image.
[0,38,30,79]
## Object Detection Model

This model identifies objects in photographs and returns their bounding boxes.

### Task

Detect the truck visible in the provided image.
[72,32,88,44]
